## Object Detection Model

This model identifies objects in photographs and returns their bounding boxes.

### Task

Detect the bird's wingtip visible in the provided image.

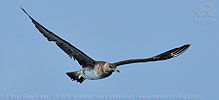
[20,6,25,12]
[20,7,30,17]
[187,44,191,46]
[185,43,191,48]
[20,6,23,10]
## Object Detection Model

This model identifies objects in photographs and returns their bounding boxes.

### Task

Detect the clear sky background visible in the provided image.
[0,0,218,100]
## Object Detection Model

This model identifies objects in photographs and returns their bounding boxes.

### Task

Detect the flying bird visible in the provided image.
[21,8,191,83]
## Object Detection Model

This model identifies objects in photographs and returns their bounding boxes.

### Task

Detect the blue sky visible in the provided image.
[0,0,218,100]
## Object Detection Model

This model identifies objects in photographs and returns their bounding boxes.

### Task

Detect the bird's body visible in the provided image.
[21,7,191,83]
[67,61,115,82]
[83,68,99,80]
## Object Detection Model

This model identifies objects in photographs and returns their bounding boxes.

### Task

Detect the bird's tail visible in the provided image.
[66,71,85,83]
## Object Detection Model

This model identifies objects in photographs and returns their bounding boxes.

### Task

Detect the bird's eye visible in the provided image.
[109,65,113,68]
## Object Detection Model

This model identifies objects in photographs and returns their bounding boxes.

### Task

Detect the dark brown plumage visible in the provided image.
[113,44,191,66]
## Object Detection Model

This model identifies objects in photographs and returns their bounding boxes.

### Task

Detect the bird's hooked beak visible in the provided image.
[115,69,120,73]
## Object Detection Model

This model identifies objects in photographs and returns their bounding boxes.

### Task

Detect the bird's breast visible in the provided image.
[82,68,100,80]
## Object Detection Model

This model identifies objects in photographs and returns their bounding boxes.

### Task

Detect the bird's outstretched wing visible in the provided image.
[113,44,191,66]
[21,7,95,68]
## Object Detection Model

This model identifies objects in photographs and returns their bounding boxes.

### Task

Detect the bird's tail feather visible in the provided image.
[66,71,84,83]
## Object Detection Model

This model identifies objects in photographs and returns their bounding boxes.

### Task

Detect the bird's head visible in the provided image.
[105,63,120,73]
